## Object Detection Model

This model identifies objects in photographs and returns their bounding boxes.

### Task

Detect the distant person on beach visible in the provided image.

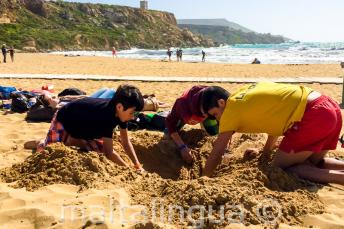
[201,82,344,185]
[1,44,7,63]
[202,50,206,62]
[176,49,180,62]
[8,46,14,63]
[177,48,183,62]
[167,48,173,61]
[165,86,219,163]
[251,58,261,64]
[112,46,117,58]
[37,85,145,171]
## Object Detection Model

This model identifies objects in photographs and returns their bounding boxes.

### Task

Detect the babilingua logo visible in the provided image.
[60,197,282,227]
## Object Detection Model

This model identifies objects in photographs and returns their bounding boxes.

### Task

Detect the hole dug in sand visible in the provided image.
[0,129,325,227]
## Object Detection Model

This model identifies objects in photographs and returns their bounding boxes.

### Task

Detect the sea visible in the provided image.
[51,42,344,64]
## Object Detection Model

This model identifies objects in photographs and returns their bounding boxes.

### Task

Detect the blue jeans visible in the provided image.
[90,88,116,99]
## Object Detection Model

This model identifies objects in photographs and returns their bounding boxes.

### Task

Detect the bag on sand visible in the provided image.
[26,95,57,122]
[149,111,169,131]
[127,111,169,131]
[58,88,86,97]
[26,105,56,122]
[128,113,149,131]
[10,91,37,113]
[11,96,30,113]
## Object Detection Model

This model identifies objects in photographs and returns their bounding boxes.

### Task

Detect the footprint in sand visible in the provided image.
[5,133,20,140]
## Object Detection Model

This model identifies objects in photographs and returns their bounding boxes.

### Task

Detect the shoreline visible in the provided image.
[0,53,342,78]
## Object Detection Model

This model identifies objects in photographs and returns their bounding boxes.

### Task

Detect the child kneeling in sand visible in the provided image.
[37,84,144,171]
[166,85,219,163]
[201,82,344,185]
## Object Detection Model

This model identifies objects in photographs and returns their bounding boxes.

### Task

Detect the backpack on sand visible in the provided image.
[26,95,57,122]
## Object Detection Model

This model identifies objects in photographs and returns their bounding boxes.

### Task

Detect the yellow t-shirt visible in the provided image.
[219,82,313,136]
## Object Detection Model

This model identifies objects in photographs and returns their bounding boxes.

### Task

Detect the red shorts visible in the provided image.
[279,95,342,153]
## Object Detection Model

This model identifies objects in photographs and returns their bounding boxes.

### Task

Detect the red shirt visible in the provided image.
[166,86,208,134]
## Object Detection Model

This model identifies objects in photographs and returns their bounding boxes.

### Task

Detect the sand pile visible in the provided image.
[0,129,326,227]
[129,131,324,227]
[0,142,141,191]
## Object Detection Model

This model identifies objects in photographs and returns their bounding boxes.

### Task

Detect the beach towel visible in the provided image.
[0,86,16,99]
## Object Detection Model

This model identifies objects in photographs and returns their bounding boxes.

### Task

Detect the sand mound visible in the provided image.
[0,142,140,191]
[0,129,326,227]
[129,131,324,227]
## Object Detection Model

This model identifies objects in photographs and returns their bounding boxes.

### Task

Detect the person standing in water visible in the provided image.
[176,49,180,62]
[167,48,173,62]
[112,47,117,58]
[2,44,7,63]
[202,50,206,62]
[8,46,15,63]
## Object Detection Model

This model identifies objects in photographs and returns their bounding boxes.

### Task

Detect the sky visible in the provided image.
[64,0,344,42]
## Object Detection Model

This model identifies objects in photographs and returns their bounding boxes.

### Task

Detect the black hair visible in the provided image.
[111,84,144,111]
[201,86,230,114]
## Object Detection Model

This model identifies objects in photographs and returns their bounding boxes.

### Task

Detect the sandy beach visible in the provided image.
[0,53,343,77]
[0,55,344,228]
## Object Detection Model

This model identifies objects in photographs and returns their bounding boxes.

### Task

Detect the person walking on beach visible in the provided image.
[8,46,15,63]
[167,48,173,62]
[2,44,7,63]
[202,50,206,62]
[176,49,180,62]
[112,46,117,58]
[179,48,183,62]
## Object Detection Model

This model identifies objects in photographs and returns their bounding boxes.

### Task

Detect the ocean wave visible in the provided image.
[51,42,344,64]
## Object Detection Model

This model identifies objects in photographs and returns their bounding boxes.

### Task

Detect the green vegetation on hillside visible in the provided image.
[0,0,212,51]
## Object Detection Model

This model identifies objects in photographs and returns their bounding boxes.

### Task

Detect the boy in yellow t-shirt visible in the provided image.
[201,83,344,185]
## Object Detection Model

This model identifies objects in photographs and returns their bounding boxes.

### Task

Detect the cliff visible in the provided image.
[0,0,213,51]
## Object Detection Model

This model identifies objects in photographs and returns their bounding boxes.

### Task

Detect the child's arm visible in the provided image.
[102,137,128,166]
[119,128,142,170]
[245,135,279,157]
[166,104,194,162]
[263,135,279,151]
[202,131,233,177]
[170,132,193,163]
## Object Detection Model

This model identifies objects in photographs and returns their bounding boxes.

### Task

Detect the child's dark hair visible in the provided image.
[201,86,230,114]
[111,85,144,111]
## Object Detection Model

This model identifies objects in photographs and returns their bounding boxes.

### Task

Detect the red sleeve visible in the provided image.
[166,100,184,134]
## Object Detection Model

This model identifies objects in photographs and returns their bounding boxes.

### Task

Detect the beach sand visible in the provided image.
[0,56,344,228]
[0,53,343,77]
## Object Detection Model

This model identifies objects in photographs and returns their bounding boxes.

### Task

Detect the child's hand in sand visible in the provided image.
[180,147,194,164]
[244,148,259,158]
[134,163,146,173]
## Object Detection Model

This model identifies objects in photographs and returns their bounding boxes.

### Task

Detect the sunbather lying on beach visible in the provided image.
[201,83,344,185]
[43,88,169,111]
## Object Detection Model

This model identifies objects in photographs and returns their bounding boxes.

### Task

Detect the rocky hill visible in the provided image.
[178,18,253,33]
[0,0,213,51]
[178,19,288,45]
